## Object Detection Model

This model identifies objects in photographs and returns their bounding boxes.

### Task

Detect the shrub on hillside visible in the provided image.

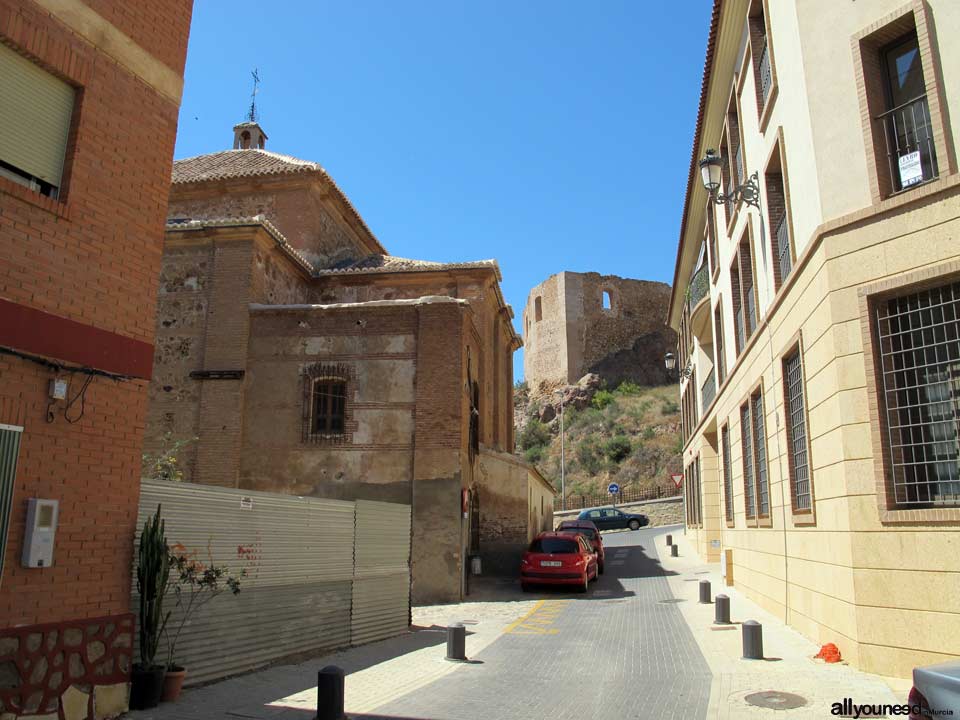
[575,439,604,475]
[592,390,615,410]
[602,435,632,463]
[661,400,679,415]
[616,381,643,395]
[519,419,551,451]
[524,446,544,464]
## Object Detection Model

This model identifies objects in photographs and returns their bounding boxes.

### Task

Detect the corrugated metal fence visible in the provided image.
[133,480,411,685]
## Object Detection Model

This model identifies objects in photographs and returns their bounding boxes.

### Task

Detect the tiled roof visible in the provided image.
[170,149,386,255]
[317,254,502,279]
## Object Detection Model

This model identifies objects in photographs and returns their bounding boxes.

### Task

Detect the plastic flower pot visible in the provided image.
[130,664,166,709]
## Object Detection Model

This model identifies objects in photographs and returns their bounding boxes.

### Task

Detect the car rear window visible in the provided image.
[559,526,597,540]
[529,538,579,554]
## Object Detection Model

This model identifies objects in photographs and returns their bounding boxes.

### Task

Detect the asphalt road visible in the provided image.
[365,526,712,720]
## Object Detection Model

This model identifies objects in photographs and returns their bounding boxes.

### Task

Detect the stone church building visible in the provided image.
[145,122,553,603]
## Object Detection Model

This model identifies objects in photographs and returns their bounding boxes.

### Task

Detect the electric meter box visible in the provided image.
[21,498,59,568]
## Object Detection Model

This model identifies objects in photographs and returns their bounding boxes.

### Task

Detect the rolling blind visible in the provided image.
[0,424,23,583]
[0,42,75,187]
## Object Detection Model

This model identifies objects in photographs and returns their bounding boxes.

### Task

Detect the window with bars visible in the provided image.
[752,389,769,517]
[875,280,960,508]
[715,300,727,384]
[784,349,812,512]
[730,238,757,357]
[722,424,734,523]
[685,456,703,526]
[302,363,349,443]
[741,403,755,518]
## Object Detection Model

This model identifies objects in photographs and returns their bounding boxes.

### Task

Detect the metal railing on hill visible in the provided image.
[561,484,682,513]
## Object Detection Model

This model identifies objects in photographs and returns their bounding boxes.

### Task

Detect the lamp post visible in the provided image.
[664,351,691,382]
[554,389,565,511]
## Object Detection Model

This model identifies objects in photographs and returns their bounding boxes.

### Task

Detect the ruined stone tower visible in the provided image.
[522,272,675,395]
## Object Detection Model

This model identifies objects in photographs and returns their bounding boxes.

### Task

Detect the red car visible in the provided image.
[520,531,599,593]
[556,519,605,574]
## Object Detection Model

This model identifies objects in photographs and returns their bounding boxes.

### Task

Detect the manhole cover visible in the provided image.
[744,691,808,710]
[657,598,686,604]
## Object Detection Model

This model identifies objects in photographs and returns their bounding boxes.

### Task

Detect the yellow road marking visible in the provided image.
[504,600,570,635]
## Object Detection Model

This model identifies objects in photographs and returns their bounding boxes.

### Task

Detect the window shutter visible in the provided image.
[0,43,75,187]
[0,424,23,583]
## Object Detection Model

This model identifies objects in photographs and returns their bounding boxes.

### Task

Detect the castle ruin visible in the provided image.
[522,272,675,395]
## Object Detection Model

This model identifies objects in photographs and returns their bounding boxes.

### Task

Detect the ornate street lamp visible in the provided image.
[699,149,761,209]
[664,352,692,381]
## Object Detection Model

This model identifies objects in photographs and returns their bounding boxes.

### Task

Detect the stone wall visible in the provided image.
[522,272,676,395]
[0,613,132,719]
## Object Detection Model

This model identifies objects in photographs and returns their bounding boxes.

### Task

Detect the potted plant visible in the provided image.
[159,541,250,702]
[130,505,172,710]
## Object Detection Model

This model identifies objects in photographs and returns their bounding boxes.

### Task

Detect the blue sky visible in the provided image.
[174,1,712,381]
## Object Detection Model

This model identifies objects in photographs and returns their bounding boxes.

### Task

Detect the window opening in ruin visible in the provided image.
[534,296,543,322]
[602,290,612,311]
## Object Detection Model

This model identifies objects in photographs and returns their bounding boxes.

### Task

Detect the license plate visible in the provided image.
[540,560,562,567]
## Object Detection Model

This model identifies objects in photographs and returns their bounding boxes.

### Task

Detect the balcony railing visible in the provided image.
[734,143,745,185]
[759,41,772,104]
[687,263,710,312]
[775,214,792,283]
[877,94,938,193]
[701,367,717,413]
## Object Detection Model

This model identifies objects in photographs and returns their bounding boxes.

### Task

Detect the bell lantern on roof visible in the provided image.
[233,122,267,150]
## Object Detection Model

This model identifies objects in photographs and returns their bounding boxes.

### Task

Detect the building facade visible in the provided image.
[523,271,674,395]
[146,124,531,604]
[0,0,192,716]
[669,0,960,679]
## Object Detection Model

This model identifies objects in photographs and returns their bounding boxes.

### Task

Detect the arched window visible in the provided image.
[240,130,251,149]
[302,363,350,444]
[602,290,612,310]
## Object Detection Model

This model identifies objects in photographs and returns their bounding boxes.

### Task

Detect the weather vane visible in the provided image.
[247,68,260,123]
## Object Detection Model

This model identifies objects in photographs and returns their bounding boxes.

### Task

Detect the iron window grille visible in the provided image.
[752,390,769,517]
[784,350,812,511]
[775,214,792,285]
[741,403,756,518]
[302,363,350,445]
[875,280,960,507]
[759,40,773,105]
[722,425,734,523]
[0,425,23,582]
[877,94,938,193]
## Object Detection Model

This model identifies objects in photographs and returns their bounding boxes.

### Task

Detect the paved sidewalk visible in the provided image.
[657,527,902,719]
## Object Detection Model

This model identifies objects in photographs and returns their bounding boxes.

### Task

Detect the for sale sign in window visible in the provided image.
[899,150,923,187]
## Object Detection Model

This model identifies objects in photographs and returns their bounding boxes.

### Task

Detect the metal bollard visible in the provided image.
[666,534,673,546]
[317,665,345,720]
[742,620,763,659]
[715,594,731,624]
[446,622,467,662]
[670,544,679,557]
[699,579,712,604]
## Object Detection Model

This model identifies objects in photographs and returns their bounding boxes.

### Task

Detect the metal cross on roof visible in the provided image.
[247,68,260,123]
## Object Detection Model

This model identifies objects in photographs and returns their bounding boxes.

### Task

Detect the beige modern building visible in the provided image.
[668,0,960,679]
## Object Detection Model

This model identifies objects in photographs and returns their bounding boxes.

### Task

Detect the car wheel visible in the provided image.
[579,573,589,593]
[521,583,532,593]
[598,561,605,575]
[629,519,640,531]
[590,566,598,582]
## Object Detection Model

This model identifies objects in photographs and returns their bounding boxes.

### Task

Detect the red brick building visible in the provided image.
[0,1,192,716]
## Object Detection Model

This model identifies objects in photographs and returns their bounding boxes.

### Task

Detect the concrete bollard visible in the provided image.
[666,534,673,546]
[742,620,763,659]
[670,544,679,557]
[446,622,467,662]
[715,594,731,624]
[699,579,712,604]
[317,665,345,720]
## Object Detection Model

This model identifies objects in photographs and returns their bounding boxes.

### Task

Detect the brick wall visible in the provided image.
[0,0,191,640]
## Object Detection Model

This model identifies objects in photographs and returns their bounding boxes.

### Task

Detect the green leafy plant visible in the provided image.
[136,505,172,669]
[142,432,196,483]
[524,446,544,464]
[642,427,656,441]
[616,381,643,395]
[519,419,552,452]
[602,435,632,463]
[661,400,679,415]
[592,390,615,410]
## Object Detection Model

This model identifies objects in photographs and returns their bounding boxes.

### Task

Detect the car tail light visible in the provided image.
[907,686,930,720]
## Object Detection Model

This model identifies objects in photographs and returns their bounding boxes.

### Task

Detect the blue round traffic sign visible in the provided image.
[607,482,620,495]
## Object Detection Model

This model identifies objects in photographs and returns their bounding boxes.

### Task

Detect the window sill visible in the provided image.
[791,508,816,526]
[0,175,70,219]
[877,505,960,525]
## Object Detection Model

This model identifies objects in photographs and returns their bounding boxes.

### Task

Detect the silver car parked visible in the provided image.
[909,660,960,719]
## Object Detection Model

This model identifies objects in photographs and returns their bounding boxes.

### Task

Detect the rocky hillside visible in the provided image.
[515,375,682,504]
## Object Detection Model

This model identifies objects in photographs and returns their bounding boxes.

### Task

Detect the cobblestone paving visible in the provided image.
[365,528,712,720]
